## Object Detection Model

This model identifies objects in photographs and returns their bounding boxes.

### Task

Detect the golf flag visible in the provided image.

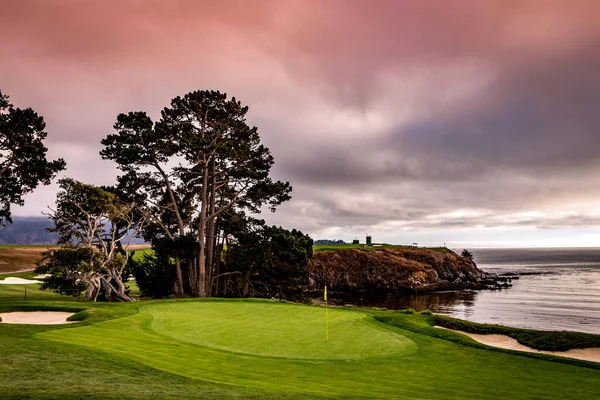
[325,286,329,342]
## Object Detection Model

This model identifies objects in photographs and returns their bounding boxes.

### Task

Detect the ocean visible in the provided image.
[388,247,600,334]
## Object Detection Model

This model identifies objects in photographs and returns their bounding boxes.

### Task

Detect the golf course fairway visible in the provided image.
[0,299,595,399]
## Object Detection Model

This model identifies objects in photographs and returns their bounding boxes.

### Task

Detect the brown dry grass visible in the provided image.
[0,246,53,273]
[124,244,151,250]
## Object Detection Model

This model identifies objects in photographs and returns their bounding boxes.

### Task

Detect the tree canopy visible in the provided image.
[101,90,292,297]
[0,89,65,225]
[36,178,145,301]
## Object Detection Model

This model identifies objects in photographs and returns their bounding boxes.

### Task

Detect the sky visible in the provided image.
[2,0,600,248]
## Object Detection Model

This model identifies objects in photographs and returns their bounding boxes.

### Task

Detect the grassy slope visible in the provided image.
[6,299,591,399]
[313,243,449,252]
[0,245,51,273]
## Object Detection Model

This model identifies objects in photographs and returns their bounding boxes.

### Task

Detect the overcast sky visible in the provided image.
[2,0,600,247]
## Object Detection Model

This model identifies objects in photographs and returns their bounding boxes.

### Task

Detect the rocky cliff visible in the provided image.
[307,247,500,296]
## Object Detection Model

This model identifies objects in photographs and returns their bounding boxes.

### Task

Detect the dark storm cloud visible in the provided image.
[2,0,600,239]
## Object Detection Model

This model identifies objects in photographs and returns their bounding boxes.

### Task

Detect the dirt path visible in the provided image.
[438,327,600,364]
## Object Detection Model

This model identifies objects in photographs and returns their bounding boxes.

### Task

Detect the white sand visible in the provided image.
[0,277,41,284]
[0,311,77,325]
[438,327,600,364]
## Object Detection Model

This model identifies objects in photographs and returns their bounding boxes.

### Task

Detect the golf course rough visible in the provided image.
[34,299,600,399]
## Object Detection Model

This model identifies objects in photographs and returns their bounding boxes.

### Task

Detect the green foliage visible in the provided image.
[313,243,404,252]
[131,235,197,298]
[40,179,140,302]
[34,247,98,297]
[226,220,313,300]
[0,89,66,225]
[49,178,133,246]
[100,90,292,298]
[461,249,474,259]
[131,248,175,298]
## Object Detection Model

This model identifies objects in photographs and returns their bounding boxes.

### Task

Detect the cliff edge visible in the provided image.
[307,247,500,295]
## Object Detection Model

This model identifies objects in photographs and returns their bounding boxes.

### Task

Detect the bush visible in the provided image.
[461,249,473,260]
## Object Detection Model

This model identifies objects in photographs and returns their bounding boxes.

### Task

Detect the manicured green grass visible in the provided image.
[313,243,395,252]
[130,247,153,260]
[0,302,296,400]
[3,299,589,399]
[312,244,450,252]
[148,301,416,360]
[0,283,86,302]
[0,270,39,280]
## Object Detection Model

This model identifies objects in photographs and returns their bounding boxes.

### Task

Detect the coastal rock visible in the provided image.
[307,247,498,296]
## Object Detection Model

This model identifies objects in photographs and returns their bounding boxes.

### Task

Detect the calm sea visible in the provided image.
[387,247,600,334]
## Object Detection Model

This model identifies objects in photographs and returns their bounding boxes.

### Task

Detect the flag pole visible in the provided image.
[325,285,329,342]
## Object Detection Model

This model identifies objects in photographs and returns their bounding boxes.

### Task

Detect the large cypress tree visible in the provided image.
[0,89,66,225]
[101,90,291,297]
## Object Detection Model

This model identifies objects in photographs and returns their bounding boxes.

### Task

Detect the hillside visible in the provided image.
[307,246,499,296]
[0,217,57,245]
[0,216,146,245]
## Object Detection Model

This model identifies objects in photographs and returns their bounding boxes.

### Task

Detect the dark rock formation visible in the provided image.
[307,247,504,298]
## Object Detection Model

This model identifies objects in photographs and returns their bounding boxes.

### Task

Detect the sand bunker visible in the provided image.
[0,311,77,325]
[0,277,41,285]
[439,327,600,364]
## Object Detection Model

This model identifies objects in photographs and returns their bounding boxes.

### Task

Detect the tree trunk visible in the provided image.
[242,263,257,297]
[197,161,209,297]
[205,160,217,296]
[100,274,134,302]
[174,257,184,297]
[188,256,198,296]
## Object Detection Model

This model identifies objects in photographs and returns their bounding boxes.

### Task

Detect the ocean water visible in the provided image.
[387,247,600,334]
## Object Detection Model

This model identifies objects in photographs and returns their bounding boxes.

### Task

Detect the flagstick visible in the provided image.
[325,286,329,342]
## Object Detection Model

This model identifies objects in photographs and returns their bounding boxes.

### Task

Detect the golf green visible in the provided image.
[33,299,600,399]
[148,301,417,359]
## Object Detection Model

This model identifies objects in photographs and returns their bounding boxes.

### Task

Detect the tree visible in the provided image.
[0,89,66,225]
[221,215,313,300]
[461,249,474,260]
[100,90,291,297]
[36,178,145,301]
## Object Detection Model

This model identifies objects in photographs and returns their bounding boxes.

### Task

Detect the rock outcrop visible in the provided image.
[307,247,500,296]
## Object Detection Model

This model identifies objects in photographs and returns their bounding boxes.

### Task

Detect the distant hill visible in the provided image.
[0,216,57,244]
[314,239,347,245]
[0,216,147,245]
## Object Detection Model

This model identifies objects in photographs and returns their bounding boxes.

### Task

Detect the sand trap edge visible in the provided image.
[0,311,78,325]
[436,326,600,364]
